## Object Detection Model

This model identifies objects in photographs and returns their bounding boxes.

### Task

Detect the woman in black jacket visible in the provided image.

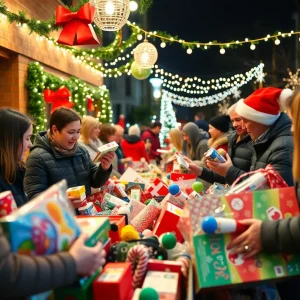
[0,108,106,298]
[24,107,114,208]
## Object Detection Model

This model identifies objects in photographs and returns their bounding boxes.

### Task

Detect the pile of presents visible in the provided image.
[1,153,300,300]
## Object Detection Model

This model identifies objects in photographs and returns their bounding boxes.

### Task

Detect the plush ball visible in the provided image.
[192,181,204,193]
[142,229,153,237]
[120,225,140,242]
[139,287,159,300]
[160,232,177,250]
[118,206,131,216]
[131,62,151,80]
[169,184,180,196]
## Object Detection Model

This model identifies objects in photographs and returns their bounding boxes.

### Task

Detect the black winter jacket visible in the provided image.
[233,113,294,186]
[199,133,252,185]
[0,167,28,207]
[24,131,112,200]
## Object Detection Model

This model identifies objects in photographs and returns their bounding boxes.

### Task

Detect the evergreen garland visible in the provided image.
[26,62,112,133]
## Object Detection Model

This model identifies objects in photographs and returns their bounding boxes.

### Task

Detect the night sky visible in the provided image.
[147,0,296,77]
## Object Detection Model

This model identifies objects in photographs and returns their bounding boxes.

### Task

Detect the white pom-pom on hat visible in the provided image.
[279,88,293,109]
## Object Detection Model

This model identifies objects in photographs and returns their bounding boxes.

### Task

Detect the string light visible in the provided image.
[163,64,264,107]
[153,63,264,95]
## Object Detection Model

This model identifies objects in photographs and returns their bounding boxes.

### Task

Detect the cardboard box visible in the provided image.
[153,202,184,243]
[193,187,300,291]
[142,271,180,300]
[67,186,86,201]
[93,262,133,300]
[76,216,110,246]
[170,173,197,189]
[107,216,126,243]
[93,142,119,163]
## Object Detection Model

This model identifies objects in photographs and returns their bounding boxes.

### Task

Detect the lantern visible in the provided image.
[134,39,158,68]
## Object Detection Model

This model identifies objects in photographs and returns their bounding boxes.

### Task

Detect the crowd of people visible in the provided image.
[1,86,300,299]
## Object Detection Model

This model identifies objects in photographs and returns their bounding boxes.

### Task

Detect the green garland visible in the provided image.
[26,62,112,133]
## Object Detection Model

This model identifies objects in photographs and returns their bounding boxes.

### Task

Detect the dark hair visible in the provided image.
[150,121,162,129]
[99,123,116,143]
[50,107,81,134]
[0,108,31,184]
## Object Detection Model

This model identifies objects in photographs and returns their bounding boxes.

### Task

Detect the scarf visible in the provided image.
[47,131,78,157]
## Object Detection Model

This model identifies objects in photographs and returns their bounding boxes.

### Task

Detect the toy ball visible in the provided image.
[139,287,159,300]
[118,206,131,216]
[192,181,204,193]
[166,173,171,180]
[142,229,153,237]
[121,225,140,242]
[160,232,177,250]
[169,184,180,196]
[201,216,218,234]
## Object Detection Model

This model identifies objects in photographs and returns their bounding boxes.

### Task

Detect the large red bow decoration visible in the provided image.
[87,96,95,112]
[56,3,99,46]
[44,86,74,113]
[231,164,288,189]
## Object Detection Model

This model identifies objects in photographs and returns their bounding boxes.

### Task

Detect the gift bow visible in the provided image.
[44,86,74,113]
[231,164,288,188]
[56,3,99,46]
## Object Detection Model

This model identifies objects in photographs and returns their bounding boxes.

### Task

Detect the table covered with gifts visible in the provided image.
[1,156,300,300]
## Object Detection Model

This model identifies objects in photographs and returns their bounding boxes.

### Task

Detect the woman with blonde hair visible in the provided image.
[78,116,102,161]
[169,128,183,153]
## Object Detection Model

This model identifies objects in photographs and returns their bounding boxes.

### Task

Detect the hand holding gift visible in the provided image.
[206,153,233,176]
[99,152,115,171]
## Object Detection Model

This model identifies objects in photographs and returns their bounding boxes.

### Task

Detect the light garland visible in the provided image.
[163,64,264,107]
[283,68,300,90]
[159,91,178,145]
[128,22,298,52]
[155,63,264,95]
[26,62,113,133]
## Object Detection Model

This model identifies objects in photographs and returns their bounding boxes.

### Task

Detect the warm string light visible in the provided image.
[283,68,300,90]
[162,64,264,107]
[154,63,264,95]
[128,21,297,52]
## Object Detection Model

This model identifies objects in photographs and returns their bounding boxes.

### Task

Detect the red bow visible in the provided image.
[56,3,100,46]
[87,96,95,112]
[44,86,74,113]
[231,165,288,189]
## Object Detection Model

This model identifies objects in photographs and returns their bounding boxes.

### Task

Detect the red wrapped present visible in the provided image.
[86,188,110,212]
[0,191,17,217]
[147,178,169,197]
[170,172,197,189]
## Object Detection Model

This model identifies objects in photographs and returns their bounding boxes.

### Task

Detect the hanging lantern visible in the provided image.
[130,62,151,80]
[91,0,130,31]
[134,39,158,68]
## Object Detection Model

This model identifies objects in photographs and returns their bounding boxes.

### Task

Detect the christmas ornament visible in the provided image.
[130,62,151,80]
[134,40,158,68]
[91,0,130,31]
[55,3,99,46]
[43,86,74,113]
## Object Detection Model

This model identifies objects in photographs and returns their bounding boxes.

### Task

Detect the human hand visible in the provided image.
[99,152,115,171]
[69,234,106,276]
[206,153,233,176]
[226,219,263,259]
[183,156,203,176]
[68,197,84,209]
[124,157,133,163]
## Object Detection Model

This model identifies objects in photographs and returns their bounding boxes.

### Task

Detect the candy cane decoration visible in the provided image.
[126,244,149,289]
[176,255,190,277]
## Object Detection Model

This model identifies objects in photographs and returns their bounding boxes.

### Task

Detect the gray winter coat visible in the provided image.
[24,131,112,200]
[230,113,294,186]
[199,133,252,185]
[0,226,77,298]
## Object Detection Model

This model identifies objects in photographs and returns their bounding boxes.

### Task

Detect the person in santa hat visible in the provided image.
[234,87,294,185]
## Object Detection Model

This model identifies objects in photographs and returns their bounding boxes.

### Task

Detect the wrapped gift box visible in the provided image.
[0,191,17,217]
[147,178,169,197]
[93,262,133,300]
[193,187,300,291]
[153,202,184,243]
[170,173,197,189]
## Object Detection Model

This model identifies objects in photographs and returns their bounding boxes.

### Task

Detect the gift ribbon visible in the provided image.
[87,96,95,112]
[56,3,99,46]
[231,164,288,188]
[44,86,74,113]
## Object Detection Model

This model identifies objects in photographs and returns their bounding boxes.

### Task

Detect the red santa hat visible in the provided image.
[236,87,293,126]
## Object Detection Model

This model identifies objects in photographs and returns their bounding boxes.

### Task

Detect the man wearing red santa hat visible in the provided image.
[234,87,294,186]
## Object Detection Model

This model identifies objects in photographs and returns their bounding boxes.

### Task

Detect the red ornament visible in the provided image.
[87,96,95,112]
[55,3,99,46]
[44,86,74,113]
